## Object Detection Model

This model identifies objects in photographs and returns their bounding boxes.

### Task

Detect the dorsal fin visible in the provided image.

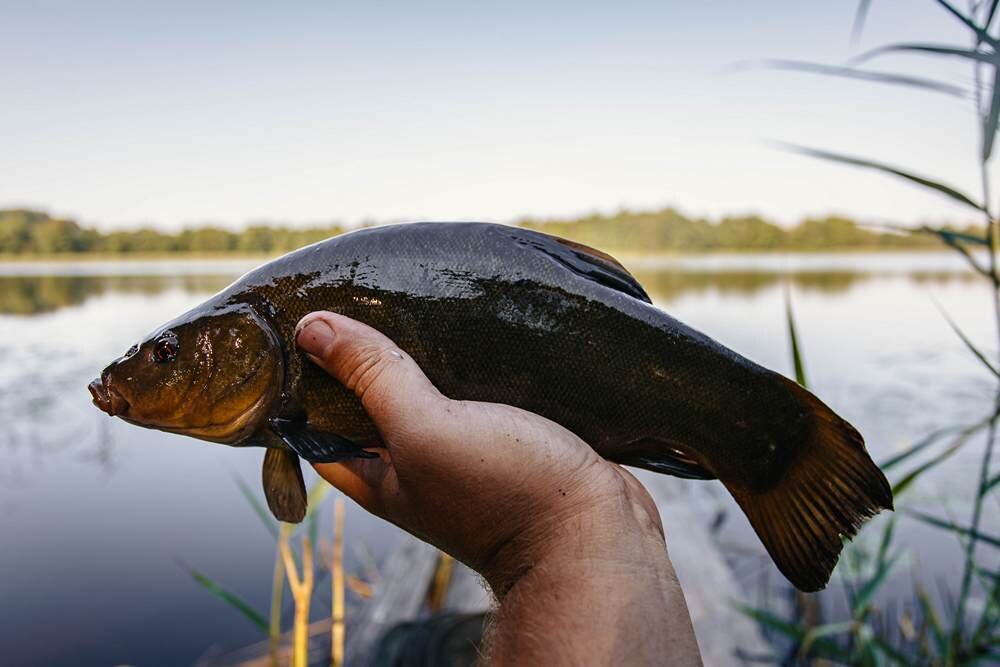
[554,238,631,272]
[517,229,652,303]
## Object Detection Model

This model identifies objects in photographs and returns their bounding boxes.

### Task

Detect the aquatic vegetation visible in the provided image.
[738,2,1000,663]
[184,479,356,666]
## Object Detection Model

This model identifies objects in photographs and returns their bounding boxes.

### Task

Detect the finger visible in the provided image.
[295,311,449,442]
[313,458,386,513]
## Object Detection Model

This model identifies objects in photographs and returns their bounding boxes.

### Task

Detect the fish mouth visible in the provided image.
[88,377,130,416]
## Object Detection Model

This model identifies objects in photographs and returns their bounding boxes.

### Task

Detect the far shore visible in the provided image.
[0,247,969,264]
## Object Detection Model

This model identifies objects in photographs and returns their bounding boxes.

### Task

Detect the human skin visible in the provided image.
[296,311,703,666]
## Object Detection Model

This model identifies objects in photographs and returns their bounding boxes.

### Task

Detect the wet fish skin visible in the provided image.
[230,224,802,482]
[89,222,892,591]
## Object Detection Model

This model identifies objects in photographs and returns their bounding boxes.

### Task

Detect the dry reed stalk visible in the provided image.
[269,523,292,667]
[268,543,284,667]
[427,551,455,612]
[331,497,345,667]
[346,576,373,599]
[280,533,314,667]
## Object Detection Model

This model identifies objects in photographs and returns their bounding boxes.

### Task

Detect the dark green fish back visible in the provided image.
[207,222,891,591]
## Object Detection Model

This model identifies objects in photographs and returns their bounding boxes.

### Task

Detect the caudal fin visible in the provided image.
[725,385,893,592]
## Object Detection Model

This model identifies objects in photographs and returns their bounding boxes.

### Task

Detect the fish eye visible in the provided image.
[152,335,178,364]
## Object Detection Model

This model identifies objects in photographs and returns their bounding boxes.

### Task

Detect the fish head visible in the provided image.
[88,303,283,444]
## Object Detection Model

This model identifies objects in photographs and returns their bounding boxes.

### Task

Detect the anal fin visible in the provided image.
[269,417,379,463]
[262,448,307,523]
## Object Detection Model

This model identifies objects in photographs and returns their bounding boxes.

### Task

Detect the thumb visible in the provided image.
[294,311,448,441]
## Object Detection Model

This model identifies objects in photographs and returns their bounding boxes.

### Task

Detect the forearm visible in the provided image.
[482,500,702,666]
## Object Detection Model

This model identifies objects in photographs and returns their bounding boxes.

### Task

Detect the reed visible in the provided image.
[269,524,291,667]
[182,478,371,666]
[331,497,346,667]
[280,530,314,667]
[427,552,456,613]
[738,2,1000,664]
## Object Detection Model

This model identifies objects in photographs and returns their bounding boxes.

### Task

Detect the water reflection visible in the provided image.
[0,264,981,315]
[0,275,233,315]
[0,254,993,666]
[633,268,978,300]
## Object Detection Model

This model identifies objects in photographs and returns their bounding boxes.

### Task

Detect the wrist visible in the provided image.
[480,485,700,666]
[480,480,669,597]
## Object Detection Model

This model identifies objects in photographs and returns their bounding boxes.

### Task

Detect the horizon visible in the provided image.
[2,203,980,234]
[0,1,986,232]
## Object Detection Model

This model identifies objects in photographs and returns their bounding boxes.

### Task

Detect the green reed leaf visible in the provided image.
[306,479,331,514]
[233,474,278,540]
[982,64,1000,160]
[880,424,963,471]
[989,0,1000,30]
[917,586,947,656]
[777,144,986,212]
[892,426,981,496]
[853,553,901,619]
[799,621,856,659]
[852,0,872,44]
[735,605,850,660]
[854,623,882,666]
[918,226,992,276]
[906,510,1000,548]
[922,226,990,247]
[932,298,1000,379]
[933,0,999,48]
[875,515,896,570]
[760,60,967,98]
[785,288,808,388]
[869,634,914,666]
[305,480,331,545]
[852,43,999,66]
[985,471,1000,493]
[974,567,1000,641]
[182,564,269,632]
[736,605,806,640]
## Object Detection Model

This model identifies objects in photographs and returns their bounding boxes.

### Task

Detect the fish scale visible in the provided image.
[89,222,892,591]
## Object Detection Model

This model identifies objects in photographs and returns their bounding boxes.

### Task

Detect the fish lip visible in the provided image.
[88,378,129,416]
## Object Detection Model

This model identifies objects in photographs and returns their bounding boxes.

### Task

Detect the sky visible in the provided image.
[0,0,989,231]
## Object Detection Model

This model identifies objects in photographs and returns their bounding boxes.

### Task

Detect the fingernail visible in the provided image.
[297,319,336,355]
[294,312,325,336]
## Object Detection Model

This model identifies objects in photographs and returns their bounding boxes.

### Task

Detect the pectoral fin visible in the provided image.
[262,448,307,523]
[612,438,716,480]
[269,417,379,463]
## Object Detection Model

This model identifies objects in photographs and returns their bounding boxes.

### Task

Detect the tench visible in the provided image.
[88,222,892,591]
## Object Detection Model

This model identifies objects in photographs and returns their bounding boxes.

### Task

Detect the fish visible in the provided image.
[88,222,892,591]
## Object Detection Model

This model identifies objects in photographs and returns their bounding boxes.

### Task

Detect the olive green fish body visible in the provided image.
[212,224,796,482]
[91,222,892,591]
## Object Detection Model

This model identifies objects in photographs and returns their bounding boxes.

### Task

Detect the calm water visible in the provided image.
[0,253,995,665]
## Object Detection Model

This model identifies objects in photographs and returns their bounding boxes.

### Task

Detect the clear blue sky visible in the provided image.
[0,0,985,230]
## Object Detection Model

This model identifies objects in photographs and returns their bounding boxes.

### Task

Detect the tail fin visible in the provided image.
[725,383,893,592]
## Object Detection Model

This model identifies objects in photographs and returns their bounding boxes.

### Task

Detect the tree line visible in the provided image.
[0,207,973,256]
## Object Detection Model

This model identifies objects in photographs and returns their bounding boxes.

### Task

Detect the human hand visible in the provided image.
[296,311,701,664]
[294,310,665,594]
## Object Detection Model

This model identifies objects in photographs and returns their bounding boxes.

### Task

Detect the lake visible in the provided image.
[0,252,994,666]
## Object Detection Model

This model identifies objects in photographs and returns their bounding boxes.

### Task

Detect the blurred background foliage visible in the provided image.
[0,207,978,256]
